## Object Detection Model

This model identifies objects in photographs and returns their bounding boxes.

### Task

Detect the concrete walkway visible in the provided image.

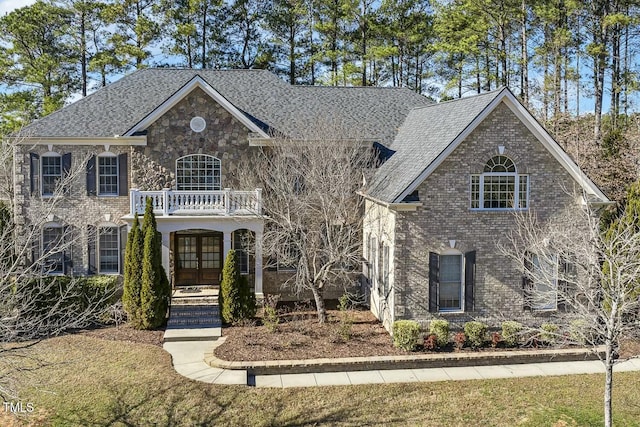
[162,340,640,388]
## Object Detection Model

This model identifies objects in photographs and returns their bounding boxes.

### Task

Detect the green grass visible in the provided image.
[3,335,640,426]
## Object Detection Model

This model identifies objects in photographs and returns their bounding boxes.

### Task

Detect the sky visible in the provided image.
[0,0,35,16]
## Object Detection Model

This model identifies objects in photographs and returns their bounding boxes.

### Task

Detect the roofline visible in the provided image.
[249,137,378,146]
[13,136,147,146]
[393,88,610,204]
[124,75,271,138]
[358,191,422,211]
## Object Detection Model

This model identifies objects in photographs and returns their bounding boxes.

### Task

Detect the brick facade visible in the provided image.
[372,102,582,327]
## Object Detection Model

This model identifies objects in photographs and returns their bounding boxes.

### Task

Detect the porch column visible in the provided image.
[161,232,171,286]
[223,231,232,258]
[254,225,263,299]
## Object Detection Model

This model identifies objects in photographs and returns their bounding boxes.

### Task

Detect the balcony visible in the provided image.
[130,188,262,216]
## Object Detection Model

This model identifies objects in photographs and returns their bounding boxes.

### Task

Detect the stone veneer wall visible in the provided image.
[14,144,131,275]
[392,102,581,326]
[131,87,254,191]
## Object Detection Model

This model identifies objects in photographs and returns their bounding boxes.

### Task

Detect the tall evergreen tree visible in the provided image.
[122,212,143,327]
[139,199,170,329]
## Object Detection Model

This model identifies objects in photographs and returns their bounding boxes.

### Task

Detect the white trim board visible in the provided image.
[394,88,610,204]
[15,136,147,146]
[124,75,270,139]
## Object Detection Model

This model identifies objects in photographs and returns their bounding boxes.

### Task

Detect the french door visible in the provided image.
[175,233,222,285]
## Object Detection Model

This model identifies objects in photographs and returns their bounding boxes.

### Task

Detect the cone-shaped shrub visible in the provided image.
[139,199,169,329]
[123,213,143,327]
[220,249,241,324]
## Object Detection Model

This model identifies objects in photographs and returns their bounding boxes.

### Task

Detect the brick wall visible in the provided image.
[393,102,581,326]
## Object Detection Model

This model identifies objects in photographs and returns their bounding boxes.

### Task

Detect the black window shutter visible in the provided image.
[63,225,73,275]
[523,252,533,311]
[87,225,97,275]
[31,231,39,265]
[29,153,40,195]
[557,257,572,311]
[86,155,96,196]
[428,252,439,313]
[464,250,476,312]
[62,153,72,194]
[118,153,128,196]
[119,225,127,274]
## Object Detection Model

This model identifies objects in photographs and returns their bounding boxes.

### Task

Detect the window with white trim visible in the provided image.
[41,154,62,196]
[98,154,119,195]
[439,254,463,311]
[98,226,120,274]
[233,230,250,274]
[176,154,221,191]
[471,155,528,210]
[42,225,64,274]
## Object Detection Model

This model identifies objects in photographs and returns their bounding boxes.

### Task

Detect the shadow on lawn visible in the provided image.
[56,381,246,427]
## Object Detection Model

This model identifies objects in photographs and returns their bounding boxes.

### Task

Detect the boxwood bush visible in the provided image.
[501,321,523,347]
[464,321,488,348]
[428,319,450,348]
[540,323,559,344]
[392,320,421,351]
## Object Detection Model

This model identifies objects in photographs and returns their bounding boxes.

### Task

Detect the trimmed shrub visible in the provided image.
[570,319,588,345]
[139,200,170,329]
[262,294,280,333]
[540,323,559,344]
[423,334,438,351]
[454,331,466,350]
[238,274,257,320]
[501,321,524,347]
[428,319,450,348]
[392,320,421,351]
[337,294,353,341]
[123,213,143,326]
[464,321,488,348]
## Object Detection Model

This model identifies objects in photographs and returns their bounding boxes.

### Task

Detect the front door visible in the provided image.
[175,233,223,285]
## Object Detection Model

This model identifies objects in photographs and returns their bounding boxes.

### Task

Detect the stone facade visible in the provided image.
[369,102,582,327]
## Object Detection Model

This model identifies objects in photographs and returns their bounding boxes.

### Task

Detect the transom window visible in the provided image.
[98,155,119,195]
[471,155,528,210]
[176,154,221,191]
[41,154,62,196]
[98,226,120,273]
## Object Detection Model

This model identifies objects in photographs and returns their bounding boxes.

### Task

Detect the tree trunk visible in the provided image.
[520,0,528,105]
[604,342,614,427]
[310,285,327,323]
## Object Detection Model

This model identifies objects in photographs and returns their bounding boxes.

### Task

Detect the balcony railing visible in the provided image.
[130,188,262,216]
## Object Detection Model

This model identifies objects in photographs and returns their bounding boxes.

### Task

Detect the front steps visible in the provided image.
[163,286,222,342]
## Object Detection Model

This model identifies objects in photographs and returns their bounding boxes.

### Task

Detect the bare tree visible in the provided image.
[499,194,640,427]
[239,130,374,323]
[0,136,117,402]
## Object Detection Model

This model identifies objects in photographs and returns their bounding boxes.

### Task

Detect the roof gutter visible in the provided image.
[357,191,422,211]
[12,136,147,146]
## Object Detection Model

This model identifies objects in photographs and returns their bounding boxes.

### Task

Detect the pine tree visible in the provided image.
[122,212,143,327]
[139,198,169,329]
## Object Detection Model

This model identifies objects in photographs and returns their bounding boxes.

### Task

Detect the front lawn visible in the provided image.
[2,333,640,426]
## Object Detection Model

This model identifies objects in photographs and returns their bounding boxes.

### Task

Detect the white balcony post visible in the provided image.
[161,232,171,287]
[224,188,231,214]
[223,231,232,258]
[162,188,170,216]
[255,188,262,213]
[254,225,263,299]
[130,189,138,215]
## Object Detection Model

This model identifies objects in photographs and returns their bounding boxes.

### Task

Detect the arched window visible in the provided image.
[471,155,528,210]
[176,154,221,191]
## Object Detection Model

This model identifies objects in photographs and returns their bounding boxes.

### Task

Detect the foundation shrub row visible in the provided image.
[392,319,577,352]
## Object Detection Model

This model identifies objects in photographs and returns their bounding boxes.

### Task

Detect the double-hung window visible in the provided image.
[98,155,119,196]
[429,250,476,313]
[42,225,64,274]
[41,154,62,196]
[98,226,120,274]
[471,155,528,210]
[439,254,462,310]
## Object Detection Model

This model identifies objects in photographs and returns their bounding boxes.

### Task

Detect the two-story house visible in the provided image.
[13,68,609,330]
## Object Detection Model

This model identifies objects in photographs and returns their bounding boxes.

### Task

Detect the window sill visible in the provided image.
[470,208,529,212]
[438,309,464,314]
[98,271,120,276]
[96,194,121,198]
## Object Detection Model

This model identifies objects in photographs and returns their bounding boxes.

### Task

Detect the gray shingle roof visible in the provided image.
[367,89,504,203]
[21,68,431,144]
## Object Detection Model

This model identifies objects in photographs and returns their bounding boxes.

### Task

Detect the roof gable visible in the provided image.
[124,75,269,138]
[367,88,609,204]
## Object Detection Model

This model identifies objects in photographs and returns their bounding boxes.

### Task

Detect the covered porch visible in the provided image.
[123,189,264,298]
